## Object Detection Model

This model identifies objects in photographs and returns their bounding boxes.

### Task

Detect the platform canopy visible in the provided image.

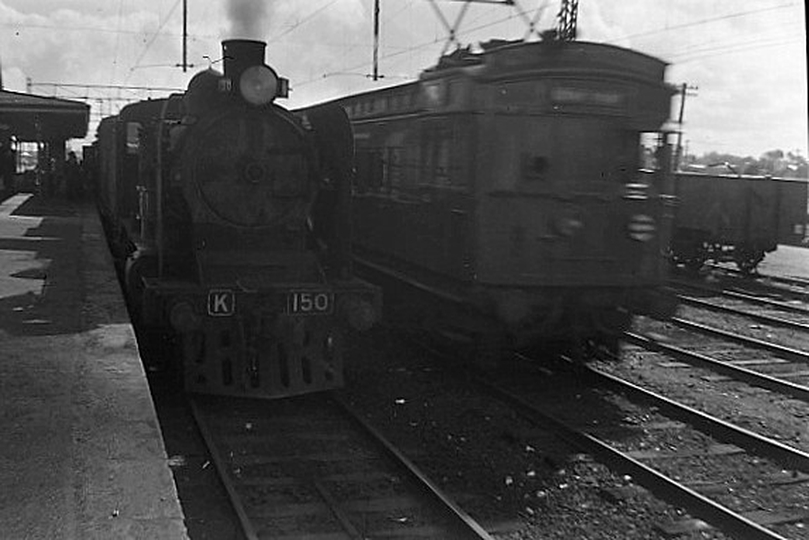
[0,89,89,141]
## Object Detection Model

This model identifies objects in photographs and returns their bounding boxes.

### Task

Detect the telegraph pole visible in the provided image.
[675,83,698,171]
[182,0,188,72]
[372,0,380,81]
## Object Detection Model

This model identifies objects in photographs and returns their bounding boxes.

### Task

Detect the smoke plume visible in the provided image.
[226,0,271,39]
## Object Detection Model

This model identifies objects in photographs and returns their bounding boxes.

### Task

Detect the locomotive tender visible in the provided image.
[96,39,380,399]
[300,38,678,358]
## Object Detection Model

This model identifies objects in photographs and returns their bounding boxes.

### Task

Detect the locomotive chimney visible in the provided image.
[222,39,267,89]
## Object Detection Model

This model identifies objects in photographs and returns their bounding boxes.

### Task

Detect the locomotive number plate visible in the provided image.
[208,289,235,316]
[288,291,333,315]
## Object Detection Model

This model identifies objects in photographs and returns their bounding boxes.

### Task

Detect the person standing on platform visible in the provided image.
[65,151,81,200]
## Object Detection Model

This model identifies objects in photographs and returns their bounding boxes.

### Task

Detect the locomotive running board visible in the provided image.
[181,315,344,399]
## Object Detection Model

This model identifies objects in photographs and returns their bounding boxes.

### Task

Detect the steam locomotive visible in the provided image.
[96,39,380,399]
[299,38,678,360]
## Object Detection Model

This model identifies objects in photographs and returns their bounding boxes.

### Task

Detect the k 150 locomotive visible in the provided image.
[96,39,380,398]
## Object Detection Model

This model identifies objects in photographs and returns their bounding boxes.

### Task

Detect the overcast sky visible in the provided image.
[1,0,806,158]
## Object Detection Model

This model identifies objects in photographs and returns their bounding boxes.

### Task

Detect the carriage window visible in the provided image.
[435,137,450,186]
[386,147,404,188]
[355,149,384,192]
[420,127,456,187]
[553,118,636,183]
[126,122,141,154]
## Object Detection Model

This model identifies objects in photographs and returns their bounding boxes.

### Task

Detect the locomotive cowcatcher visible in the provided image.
[300,38,678,360]
[96,40,380,399]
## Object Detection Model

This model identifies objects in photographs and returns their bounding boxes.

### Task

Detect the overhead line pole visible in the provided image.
[372,0,380,81]
[675,82,699,171]
[182,0,188,72]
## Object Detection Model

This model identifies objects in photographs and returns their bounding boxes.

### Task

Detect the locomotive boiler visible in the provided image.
[299,38,678,360]
[96,39,380,399]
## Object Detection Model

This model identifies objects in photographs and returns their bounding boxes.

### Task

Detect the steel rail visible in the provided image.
[474,376,789,540]
[670,316,809,365]
[330,394,495,540]
[760,274,809,288]
[579,364,809,473]
[188,398,261,540]
[192,395,479,540]
[311,479,365,539]
[625,331,809,403]
[705,263,809,288]
[671,279,809,315]
[677,293,809,332]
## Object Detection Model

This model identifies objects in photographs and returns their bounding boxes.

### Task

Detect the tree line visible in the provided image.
[681,149,808,178]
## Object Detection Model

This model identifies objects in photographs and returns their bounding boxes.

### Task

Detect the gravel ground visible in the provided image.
[599,305,809,539]
[339,329,729,539]
[627,314,809,451]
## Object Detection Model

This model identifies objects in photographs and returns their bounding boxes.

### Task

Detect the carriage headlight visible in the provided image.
[554,216,584,237]
[627,214,656,242]
[239,65,278,106]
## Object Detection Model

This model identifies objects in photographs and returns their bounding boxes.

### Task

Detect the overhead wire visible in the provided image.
[0,20,217,39]
[109,0,126,86]
[296,8,524,88]
[606,1,799,44]
[672,35,804,64]
[125,0,183,82]
[268,0,340,43]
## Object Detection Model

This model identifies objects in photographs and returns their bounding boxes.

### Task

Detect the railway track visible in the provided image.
[622,319,809,403]
[190,393,494,540]
[483,359,809,540]
[671,289,809,333]
[397,330,809,538]
[660,279,809,372]
[704,264,809,292]
[672,277,809,311]
[635,277,809,398]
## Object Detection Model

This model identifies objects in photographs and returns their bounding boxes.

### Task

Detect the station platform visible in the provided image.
[0,193,188,539]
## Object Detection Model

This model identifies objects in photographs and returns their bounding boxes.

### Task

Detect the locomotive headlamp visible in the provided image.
[169,300,202,333]
[239,65,278,105]
[340,296,378,331]
[627,214,656,242]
